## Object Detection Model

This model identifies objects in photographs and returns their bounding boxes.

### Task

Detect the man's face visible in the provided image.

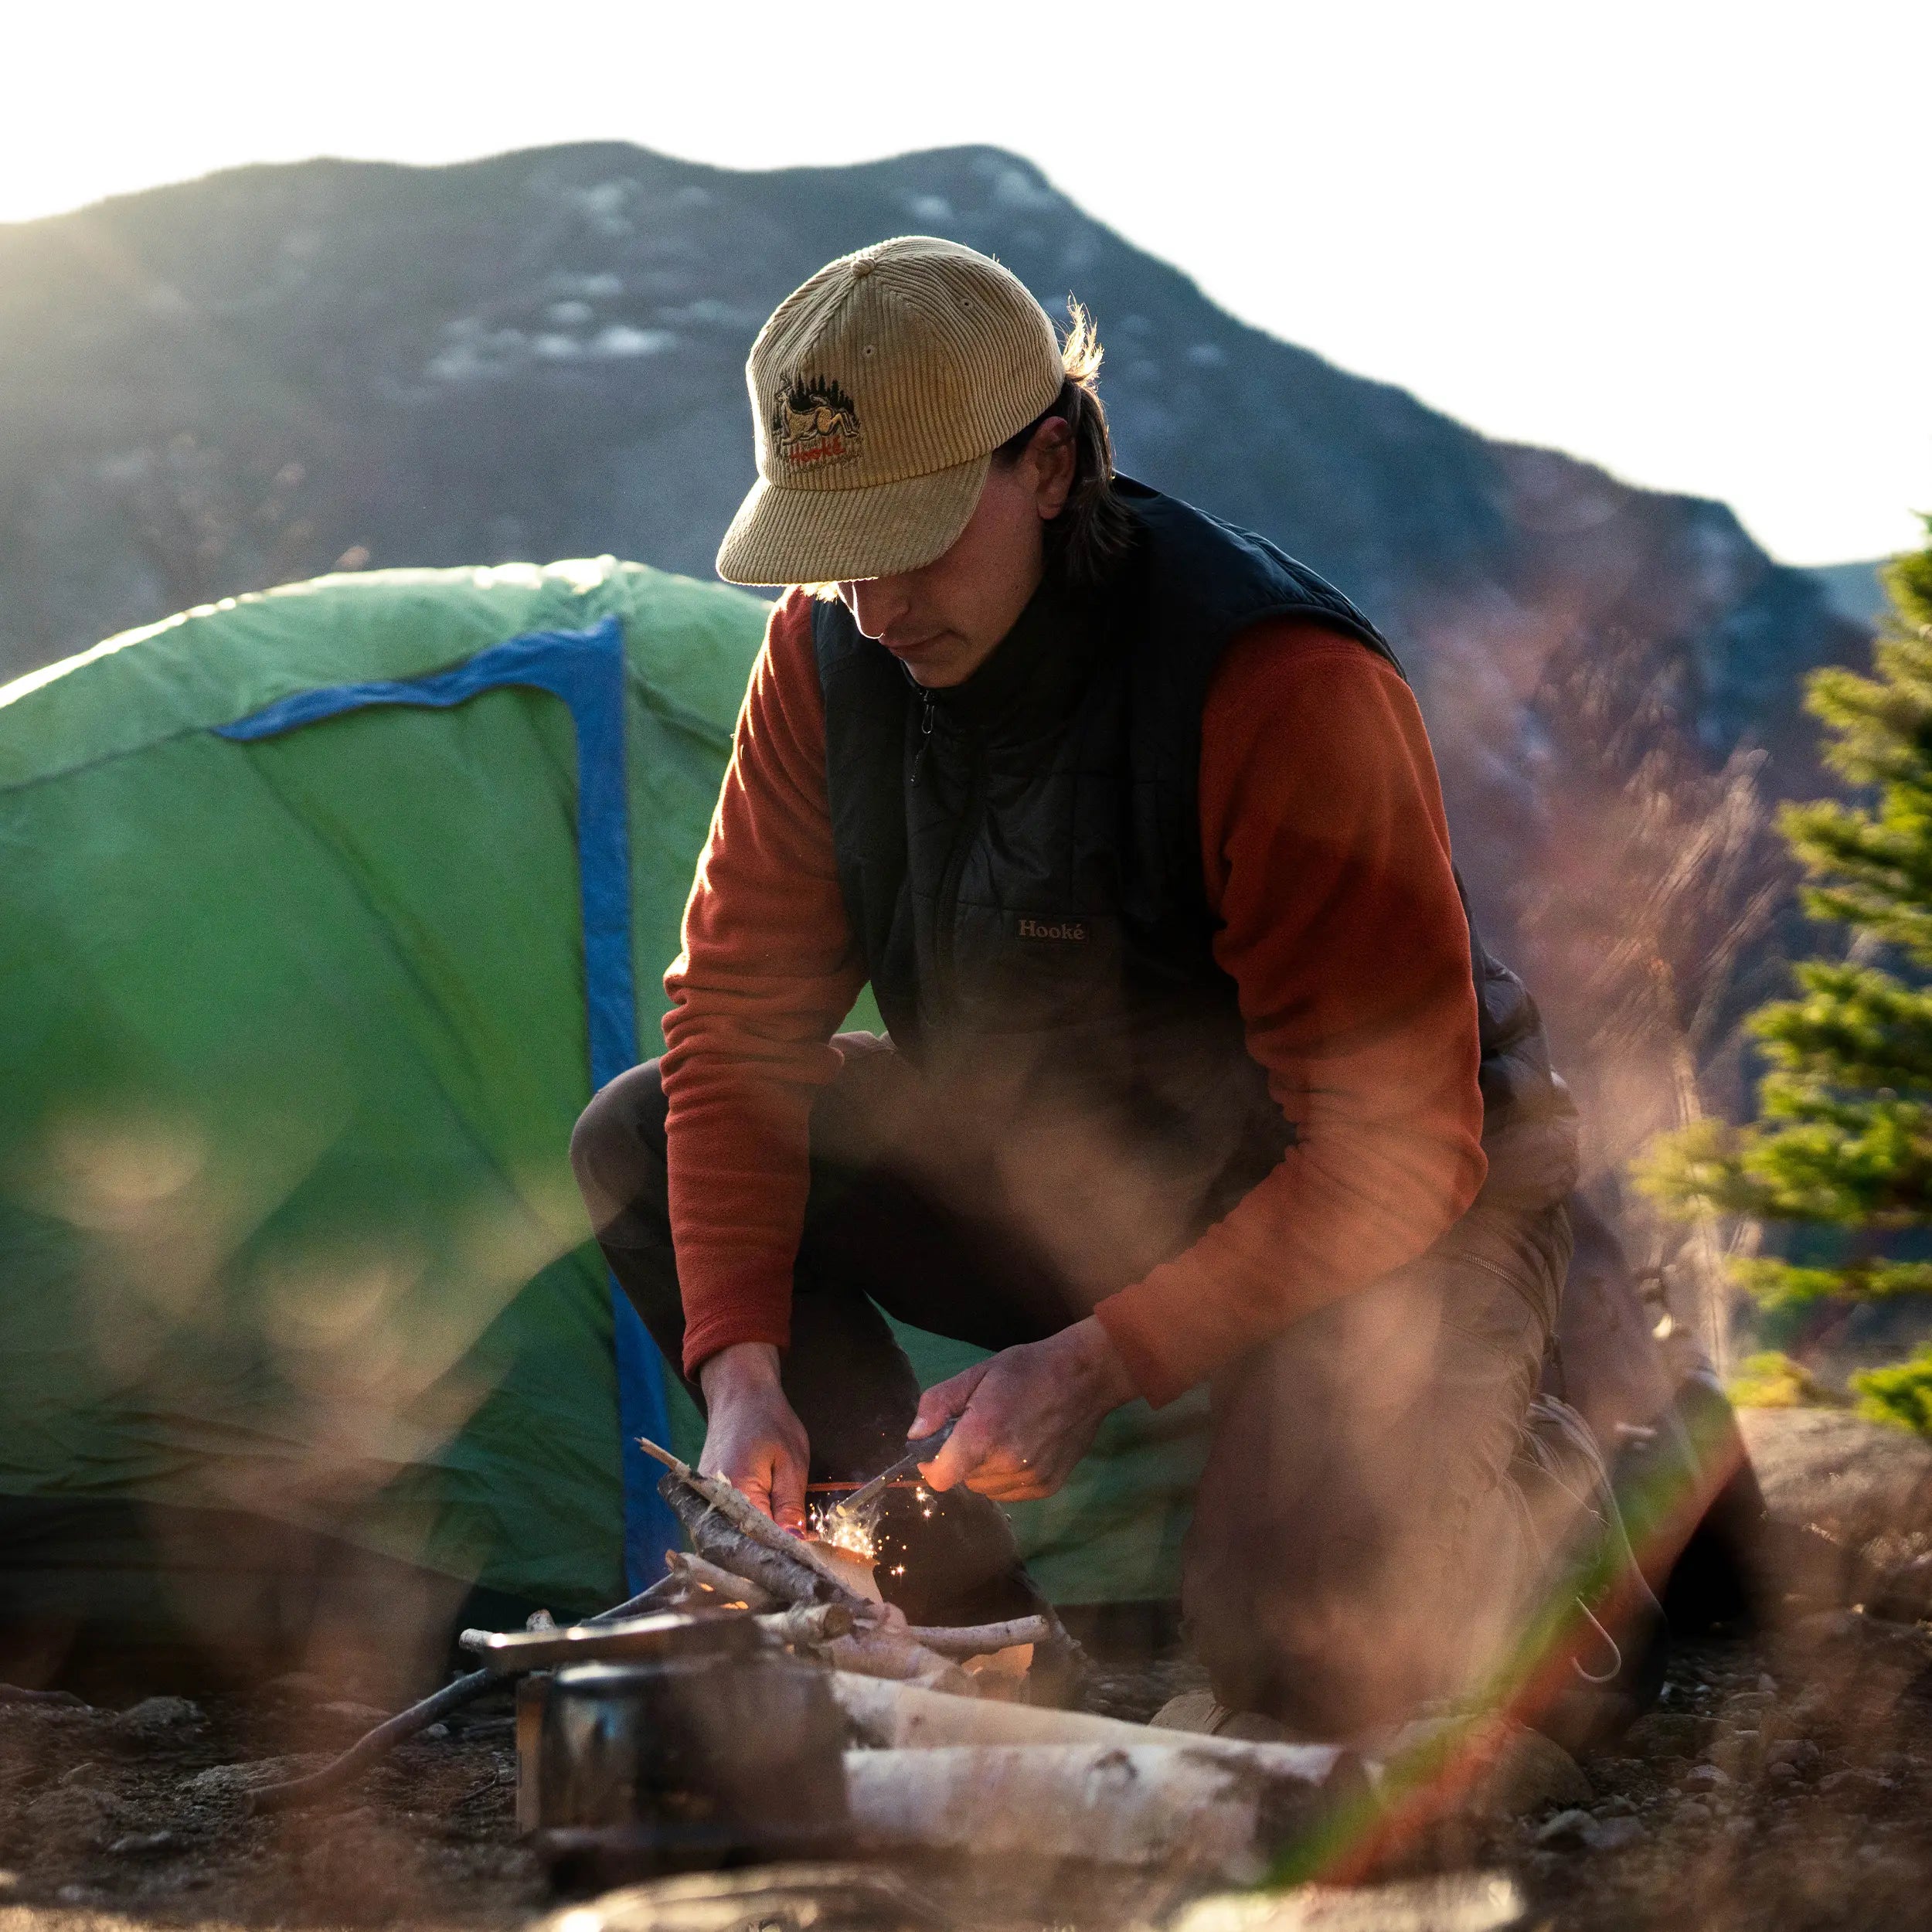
[837,420,1076,689]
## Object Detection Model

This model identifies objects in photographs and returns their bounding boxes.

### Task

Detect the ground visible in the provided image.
[4,1407,1931,1932]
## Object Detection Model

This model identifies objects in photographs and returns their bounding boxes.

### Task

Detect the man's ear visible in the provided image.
[1031,417,1077,520]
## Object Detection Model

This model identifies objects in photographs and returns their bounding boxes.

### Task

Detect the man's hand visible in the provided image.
[696,1342,810,1532]
[910,1318,1137,1502]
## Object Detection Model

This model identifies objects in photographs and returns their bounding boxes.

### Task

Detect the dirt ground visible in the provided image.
[5,1407,1931,1932]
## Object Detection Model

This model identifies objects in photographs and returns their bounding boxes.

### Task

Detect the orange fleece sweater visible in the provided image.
[659,590,1488,1406]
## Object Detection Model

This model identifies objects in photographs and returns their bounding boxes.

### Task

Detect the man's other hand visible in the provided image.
[910,1318,1137,1502]
[696,1342,810,1532]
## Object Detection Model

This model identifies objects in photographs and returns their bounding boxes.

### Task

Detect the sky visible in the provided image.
[3,0,1926,566]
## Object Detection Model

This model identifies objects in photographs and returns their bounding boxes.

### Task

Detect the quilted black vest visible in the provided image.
[812,479,1565,1210]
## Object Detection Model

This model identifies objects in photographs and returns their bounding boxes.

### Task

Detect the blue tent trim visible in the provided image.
[216,617,676,1590]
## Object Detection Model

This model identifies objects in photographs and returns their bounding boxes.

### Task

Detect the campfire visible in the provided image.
[236,1434,1356,1894]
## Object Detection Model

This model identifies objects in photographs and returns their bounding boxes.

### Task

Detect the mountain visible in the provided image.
[1804,560,1894,631]
[0,142,1869,1165]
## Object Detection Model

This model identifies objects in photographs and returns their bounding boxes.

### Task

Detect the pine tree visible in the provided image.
[1643,517,1932,1319]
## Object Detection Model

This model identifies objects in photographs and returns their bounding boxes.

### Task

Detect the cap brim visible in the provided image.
[715,453,990,587]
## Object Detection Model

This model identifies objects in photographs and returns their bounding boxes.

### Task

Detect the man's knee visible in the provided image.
[1184,1475,1528,1736]
[570,1060,669,1236]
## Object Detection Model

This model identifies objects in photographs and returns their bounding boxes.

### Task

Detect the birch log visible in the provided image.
[843,1745,1273,1880]
[830,1673,1352,1791]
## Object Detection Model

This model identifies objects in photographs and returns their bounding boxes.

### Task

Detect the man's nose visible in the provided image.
[843,576,912,639]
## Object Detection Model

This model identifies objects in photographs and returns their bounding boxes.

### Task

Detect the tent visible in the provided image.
[0,558,1208,1657]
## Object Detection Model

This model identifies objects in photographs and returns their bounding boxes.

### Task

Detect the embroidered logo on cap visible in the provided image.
[770,372,862,469]
[1018,918,1087,941]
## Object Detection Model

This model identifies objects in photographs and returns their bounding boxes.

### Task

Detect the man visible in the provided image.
[572,236,1642,1740]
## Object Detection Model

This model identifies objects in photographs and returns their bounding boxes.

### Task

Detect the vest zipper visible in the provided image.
[934,725,987,992]
[910,688,936,786]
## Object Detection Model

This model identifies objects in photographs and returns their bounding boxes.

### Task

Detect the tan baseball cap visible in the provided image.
[715,236,1066,587]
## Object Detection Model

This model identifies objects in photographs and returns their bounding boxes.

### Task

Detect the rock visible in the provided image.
[107,1829,179,1856]
[1741,1408,1932,1575]
[0,1685,87,1709]
[1678,1799,1713,1825]
[1389,1716,1592,1818]
[1485,1727,1593,1815]
[55,1884,101,1905]
[184,1754,325,1798]
[1591,1815,1645,1850]
[1150,1689,1223,1733]
[0,1699,91,1727]
[116,1695,203,1738]
[23,1784,115,1840]
[1624,1713,1707,1759]
[1790,1684,1836,1729]
[1872,1551,1932,1621]
[1683,1763,1732,1791]
[1172,1873,1528,1932]
[1535,1808,1593,1846]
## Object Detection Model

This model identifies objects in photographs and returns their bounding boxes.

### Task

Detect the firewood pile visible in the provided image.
[243,1437,1364,1889]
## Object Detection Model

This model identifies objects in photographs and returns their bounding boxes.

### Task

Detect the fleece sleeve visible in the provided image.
[1091,622,1489,1406]
[659,590,866,1374]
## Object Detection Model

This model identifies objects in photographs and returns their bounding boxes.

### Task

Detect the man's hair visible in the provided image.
[992,301,1136,591]
[804,300,1134,600]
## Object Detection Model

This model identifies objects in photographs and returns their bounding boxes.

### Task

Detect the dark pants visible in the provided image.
[571,1036,1571,1736]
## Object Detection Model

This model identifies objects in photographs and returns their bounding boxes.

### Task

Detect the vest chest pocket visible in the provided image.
[939,902,1129,1034]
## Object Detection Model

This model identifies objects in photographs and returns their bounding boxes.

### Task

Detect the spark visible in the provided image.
[808,1498,878,1560]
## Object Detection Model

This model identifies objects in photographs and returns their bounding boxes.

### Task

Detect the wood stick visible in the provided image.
[667,1549,779,1611]
[638,1436,870,1603]
[250,1667,498,1812]
[754,1603,856,1645]
[903,1616,1051,1656]
[824,1632,975,1695]
[828,1672,1350,1790]
[251,1573,688,1811]
[661,1477,856,1610]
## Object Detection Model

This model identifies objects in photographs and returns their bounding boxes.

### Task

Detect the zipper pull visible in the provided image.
[911,688,936,785]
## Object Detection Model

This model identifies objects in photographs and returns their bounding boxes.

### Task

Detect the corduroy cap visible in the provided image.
[715,236,1066,587]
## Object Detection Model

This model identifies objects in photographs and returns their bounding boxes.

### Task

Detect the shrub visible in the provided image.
[1727,1350,1839,1410]
[1852,1346,1932,1436]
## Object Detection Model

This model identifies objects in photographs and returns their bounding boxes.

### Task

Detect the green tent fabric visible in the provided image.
[0,557,1208,1627]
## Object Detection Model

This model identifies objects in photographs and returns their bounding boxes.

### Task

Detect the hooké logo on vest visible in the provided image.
[1017,918,1087,941]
